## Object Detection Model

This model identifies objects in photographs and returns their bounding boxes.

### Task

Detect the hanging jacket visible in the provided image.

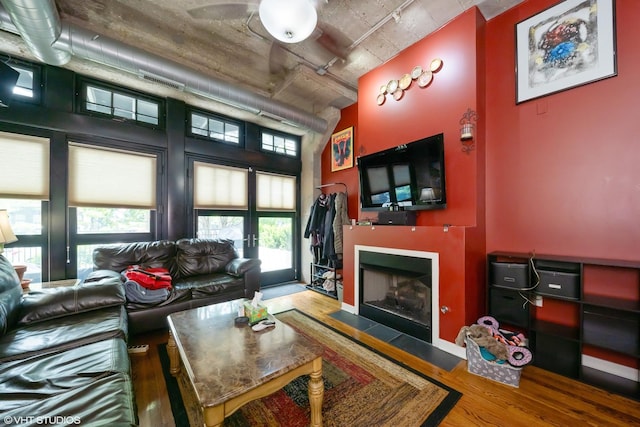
[332,192,349,256]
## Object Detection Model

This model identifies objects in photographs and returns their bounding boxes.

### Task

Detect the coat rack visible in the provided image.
[315,182,348,197]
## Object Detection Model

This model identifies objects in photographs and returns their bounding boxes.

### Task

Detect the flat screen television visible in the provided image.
[357,133,446,211]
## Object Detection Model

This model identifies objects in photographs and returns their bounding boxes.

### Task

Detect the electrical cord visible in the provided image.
[518,251,541,308]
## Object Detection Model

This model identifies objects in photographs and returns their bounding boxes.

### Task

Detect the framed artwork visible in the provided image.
[516,0,617,104]
[331,126,354,172]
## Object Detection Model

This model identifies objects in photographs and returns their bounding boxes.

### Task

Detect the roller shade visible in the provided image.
[194,162,248,210]
[68,143,157,209]
[0,131,49,200]
[256,171,296,211]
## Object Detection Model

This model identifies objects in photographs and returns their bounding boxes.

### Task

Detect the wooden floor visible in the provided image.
[130,289,640,427]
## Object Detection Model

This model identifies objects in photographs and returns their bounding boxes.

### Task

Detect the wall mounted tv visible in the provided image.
[357,133,446,211]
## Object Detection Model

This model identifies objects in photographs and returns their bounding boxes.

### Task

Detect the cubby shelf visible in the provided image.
[487,251,640,401]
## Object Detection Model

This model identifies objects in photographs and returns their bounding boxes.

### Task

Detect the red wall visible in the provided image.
[320,103,359,217]
[485,0,640,261]
[323,8,485,228]
[322,9,488,342]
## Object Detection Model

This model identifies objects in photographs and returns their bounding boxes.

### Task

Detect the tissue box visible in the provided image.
[243,301,268,324]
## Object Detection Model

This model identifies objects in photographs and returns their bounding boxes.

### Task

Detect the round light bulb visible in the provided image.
[259,0,318,44]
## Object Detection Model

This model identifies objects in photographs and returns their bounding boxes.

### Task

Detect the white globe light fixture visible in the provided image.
[259,0,318,44]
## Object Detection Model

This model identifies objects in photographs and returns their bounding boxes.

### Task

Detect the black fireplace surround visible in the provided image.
[359,250,432,343]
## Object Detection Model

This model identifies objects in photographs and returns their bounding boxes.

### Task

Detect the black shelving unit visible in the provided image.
[307,263,338,299]
[487,252,640,400]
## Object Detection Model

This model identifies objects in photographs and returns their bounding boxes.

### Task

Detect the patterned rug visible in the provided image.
[159,310,461,427]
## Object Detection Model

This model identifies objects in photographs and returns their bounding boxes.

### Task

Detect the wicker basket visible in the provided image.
[465,337,522,387]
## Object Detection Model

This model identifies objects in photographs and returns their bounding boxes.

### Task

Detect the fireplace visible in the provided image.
[358,249,433,343]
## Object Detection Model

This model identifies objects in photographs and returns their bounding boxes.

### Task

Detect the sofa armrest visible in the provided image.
[225,258,261,277]
[17,277,125,326]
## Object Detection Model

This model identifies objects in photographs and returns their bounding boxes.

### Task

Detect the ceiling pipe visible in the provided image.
[0,0,69,65]
[0,1,328,133]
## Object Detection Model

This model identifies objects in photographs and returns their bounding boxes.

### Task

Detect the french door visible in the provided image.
[193,162,297,286]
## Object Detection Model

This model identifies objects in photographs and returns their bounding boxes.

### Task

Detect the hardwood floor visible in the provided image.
[130,290,639,426]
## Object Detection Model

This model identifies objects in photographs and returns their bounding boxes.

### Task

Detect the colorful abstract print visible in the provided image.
[528,0,598,87]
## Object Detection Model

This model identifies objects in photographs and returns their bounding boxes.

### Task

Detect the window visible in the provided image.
[193,162,248,210]
[190,111,241,145]
[68,143,158,278]
[256,172,296,211]
[261,131,298,157]
[82,82,161,126]
[11,64,35,98]
[68,143,157,209]
[255,172,296,274]
[0,131,50,282]
[0,56,39,102]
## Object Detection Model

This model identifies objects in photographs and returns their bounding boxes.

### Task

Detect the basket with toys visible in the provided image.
[456,316,532,387]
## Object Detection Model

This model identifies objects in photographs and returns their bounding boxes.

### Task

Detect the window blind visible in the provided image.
[68,143,157,209]
[256,171,296,211]
[194,162,248,210]
[0,131,49,199]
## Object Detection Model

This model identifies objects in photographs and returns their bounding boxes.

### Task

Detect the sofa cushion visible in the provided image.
[0,255,22,337]
[179,272,245,298]
[0,372,138,426]
[0,306,128,363]
[175,238,238,278]
[0,338,130,412]
[17,279,125,325]
[93,240,177,276]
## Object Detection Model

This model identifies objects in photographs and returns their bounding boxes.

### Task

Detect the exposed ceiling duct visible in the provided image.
[0,0,328,133]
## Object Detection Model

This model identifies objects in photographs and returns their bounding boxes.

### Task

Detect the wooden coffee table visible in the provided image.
[167,299,324,427]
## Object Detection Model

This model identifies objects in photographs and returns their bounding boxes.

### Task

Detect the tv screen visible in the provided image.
[357,133,446,211]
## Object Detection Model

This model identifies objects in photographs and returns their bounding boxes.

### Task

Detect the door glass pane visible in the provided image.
[258,216,292,272]
[197,215,244,257]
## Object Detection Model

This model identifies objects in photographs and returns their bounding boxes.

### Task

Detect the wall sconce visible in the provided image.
[459,108,478,153]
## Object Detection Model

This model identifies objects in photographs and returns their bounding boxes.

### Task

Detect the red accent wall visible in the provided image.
[321,9,487,342]
[320,103,359,217]
[323,8,485,228]
[322,1,640,346]
[485,0,640,261]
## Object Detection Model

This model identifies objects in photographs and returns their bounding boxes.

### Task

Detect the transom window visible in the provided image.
[11,64,35,98]
[190,111,241,144]
[82,82,161,126]
[0,57,40,102]
[261,131,298,157]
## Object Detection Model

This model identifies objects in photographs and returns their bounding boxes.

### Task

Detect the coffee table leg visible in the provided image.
[308,357,324,427]
[167,331,180,375]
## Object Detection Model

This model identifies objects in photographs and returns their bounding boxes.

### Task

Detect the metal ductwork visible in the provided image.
[0,0,328,133]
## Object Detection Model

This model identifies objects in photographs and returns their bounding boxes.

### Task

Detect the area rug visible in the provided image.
[159,310,461,427]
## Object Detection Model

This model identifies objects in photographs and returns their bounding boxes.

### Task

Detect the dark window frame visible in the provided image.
[260,129,300,158]
[187,108,245,147]
[77,77,165,129]
[0,55,42,105]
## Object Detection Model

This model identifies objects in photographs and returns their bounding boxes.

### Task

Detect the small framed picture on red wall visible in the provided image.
[331,126,354,172]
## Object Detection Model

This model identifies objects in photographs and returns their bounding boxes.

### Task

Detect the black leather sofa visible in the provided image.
[90,238,261,334]
[0,255,138,426]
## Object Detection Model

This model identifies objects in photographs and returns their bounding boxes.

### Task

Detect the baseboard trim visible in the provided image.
[582,354,639,381]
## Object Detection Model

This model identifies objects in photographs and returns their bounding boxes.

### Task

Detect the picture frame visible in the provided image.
[330,126,354,172]
[515,0,617,104]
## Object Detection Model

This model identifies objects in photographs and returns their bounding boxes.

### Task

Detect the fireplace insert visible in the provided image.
[359,251,432,342]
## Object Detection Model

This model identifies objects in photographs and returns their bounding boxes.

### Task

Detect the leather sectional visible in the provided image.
[0,255,137,426]
[90,238,262,334]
